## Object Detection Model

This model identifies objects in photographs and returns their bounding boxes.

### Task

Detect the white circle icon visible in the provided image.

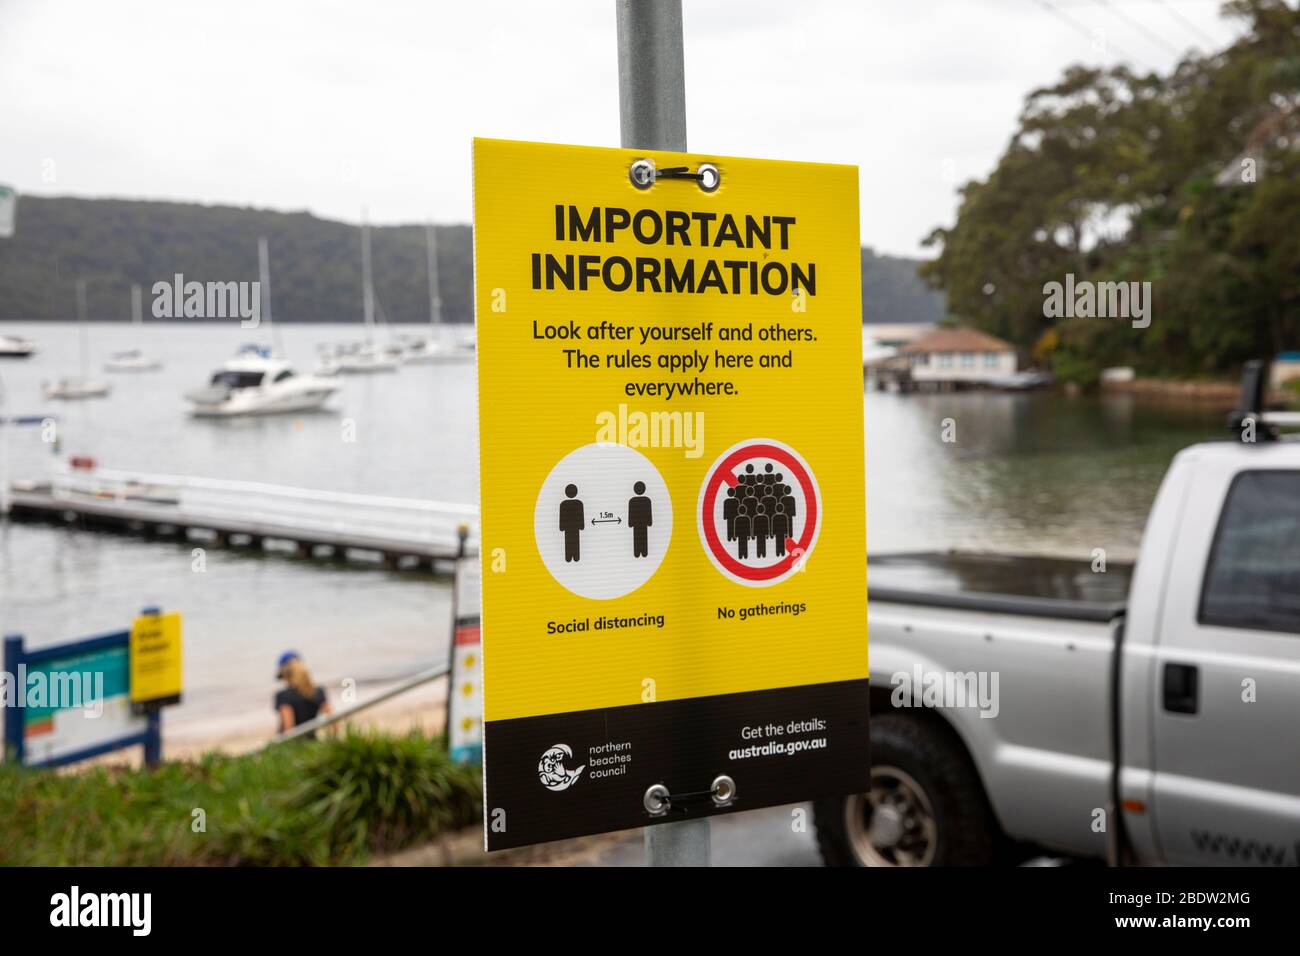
[534,443,672,600]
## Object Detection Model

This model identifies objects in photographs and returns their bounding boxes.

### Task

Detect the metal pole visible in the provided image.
[444,523,469,746]
[144,712,163,768]
[138,606,164,768]
[617,0,709,867]
[4,635,24,764]
[0,374,9,516]
[616,0,687,153]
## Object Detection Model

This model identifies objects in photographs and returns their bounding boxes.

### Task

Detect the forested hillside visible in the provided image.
[0,196,944,325]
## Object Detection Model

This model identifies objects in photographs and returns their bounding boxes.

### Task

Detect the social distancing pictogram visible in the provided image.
[534,443,673,600]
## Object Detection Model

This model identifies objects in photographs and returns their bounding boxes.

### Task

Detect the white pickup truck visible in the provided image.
[817,370,1300,866]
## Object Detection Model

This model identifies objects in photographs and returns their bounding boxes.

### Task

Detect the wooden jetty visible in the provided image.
[4,464,479,573]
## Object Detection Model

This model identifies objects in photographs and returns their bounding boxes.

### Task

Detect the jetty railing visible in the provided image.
[24,464,480,560]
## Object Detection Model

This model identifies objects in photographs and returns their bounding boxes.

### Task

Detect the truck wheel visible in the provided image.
[814,714,996,866]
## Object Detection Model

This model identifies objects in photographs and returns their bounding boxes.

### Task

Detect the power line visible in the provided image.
[1094,0,1193,56]
[1150,0,1220,47]
[1026,0,1145,68]
[1056,0,1237,52]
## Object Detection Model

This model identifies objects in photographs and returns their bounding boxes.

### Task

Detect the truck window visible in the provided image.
[1199,470,1300,634]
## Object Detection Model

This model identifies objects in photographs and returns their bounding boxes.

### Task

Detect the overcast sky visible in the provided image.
[0,0,1245,257]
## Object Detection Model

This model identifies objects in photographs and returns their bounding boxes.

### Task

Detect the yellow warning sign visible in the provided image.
[129,611,183,707]
[473,138,867,849]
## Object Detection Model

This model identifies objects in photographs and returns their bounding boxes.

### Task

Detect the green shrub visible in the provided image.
[290,730,482,862]
[0,731,480,866]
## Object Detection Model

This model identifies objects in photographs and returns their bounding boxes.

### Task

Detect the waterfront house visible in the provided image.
[898,326,1017,388]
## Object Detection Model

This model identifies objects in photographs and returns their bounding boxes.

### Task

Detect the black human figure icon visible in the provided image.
[772,503,789,556]
[723,486,738,541]
[761,487,778,534]
[628,480,653,558]
[559,484,584,562]
[781,484,797,538]
[753,503,769,558]
[734,502,751,560]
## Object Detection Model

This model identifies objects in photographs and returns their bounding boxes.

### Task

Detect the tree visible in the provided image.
[920,0,1300,381]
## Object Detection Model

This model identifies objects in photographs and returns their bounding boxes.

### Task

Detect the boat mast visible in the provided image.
[426,223,441,334]
[131,283,143,356]
[76,278,88,380]
[361,217,375,346]
[258,236,284,357]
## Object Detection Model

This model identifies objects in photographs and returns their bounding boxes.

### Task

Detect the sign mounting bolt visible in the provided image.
[644,783,671,816]
[630,158,657,189]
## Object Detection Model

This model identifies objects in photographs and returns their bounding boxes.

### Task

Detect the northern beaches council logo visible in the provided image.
[537,744,585,791]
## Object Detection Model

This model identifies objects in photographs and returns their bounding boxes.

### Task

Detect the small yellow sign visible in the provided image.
[129,612,183,706]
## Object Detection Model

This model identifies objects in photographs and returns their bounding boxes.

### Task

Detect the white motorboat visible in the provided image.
[0,334,37,358]
[185,347,338,417]
[105,286,162,372]
[44,377,111,400]
[104,349,162,372]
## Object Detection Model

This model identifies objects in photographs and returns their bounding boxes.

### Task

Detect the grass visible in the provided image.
[0,730,482,866]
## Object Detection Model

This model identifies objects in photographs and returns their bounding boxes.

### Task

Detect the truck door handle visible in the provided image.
[1163,662,1199,715]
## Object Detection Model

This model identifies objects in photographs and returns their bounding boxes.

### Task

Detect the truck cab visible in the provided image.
[817,430,1300,866]
[1121,439,1300,865]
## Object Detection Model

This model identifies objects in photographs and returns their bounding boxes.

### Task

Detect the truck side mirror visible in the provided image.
[1226,359,1277,441]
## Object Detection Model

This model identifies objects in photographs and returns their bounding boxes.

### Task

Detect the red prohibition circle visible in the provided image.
[700,442,818,581]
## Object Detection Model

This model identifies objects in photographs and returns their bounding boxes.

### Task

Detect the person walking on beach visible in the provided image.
[274,651,331,738]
